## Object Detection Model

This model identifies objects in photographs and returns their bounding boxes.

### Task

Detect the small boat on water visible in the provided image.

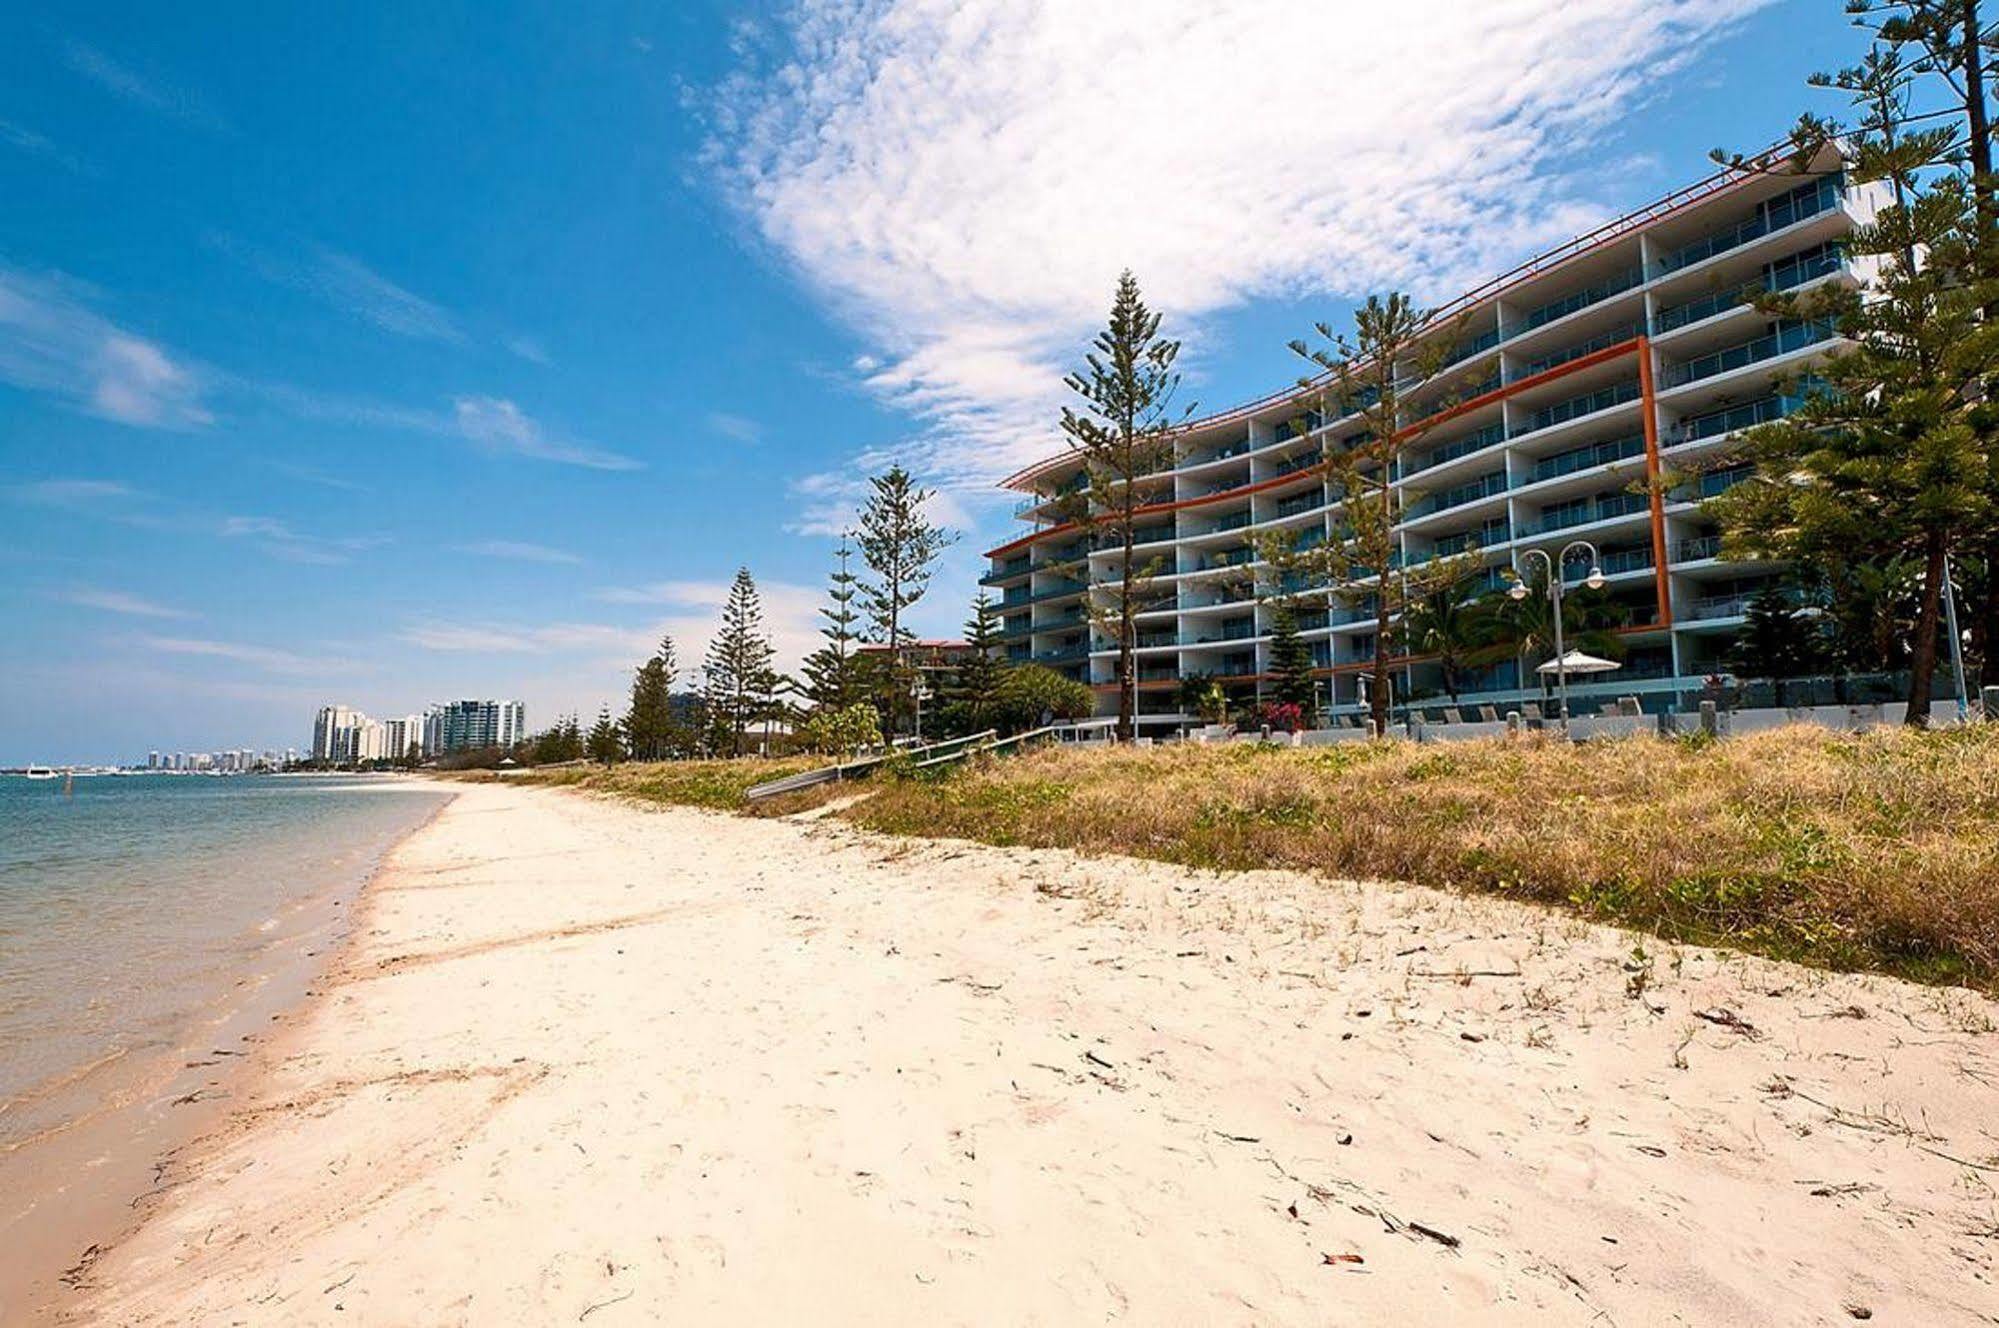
[24,766,59,780]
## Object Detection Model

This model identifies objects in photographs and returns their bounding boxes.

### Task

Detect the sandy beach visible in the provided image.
[59,781,1999,1325]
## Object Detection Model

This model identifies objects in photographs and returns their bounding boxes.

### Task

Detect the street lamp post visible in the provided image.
[1509,540,1605,733]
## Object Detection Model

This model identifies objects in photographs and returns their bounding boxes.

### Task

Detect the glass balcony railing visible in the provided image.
[1205,510,1254,534]
[1405,422,1507,475]
[1591,545,1655,577]
[1674,465,1755,502]
[1185,439,1253,468]
[1668,391,1804,445]
[1204,547,1259,570]
[1655,176,1842,276]
[1444,324,1504,367]
[1521,490,1648,535]
[1688,591,1761,621]
[981,557,1032,584]
[1433,517,1510,557]
[1517,264,1646,333]
[1512,319,1646,381]
[1653,242,1845,333]
[1275,491,1326,519]
[1661,318,1835,387]
[1530,432,1647,482]
[1676,533,1724,561]
[1269,410,1325,442]
[1409,470,1508,519]
[1516,380,1642,436]
[1268,449,1325,479]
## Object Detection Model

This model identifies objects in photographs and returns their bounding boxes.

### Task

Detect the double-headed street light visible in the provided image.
[1508,539,1605,732]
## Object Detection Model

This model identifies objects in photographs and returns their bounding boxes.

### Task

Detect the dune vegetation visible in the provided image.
[494,725,1999,989]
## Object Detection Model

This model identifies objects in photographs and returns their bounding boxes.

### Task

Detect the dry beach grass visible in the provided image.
[514,725,1999,990]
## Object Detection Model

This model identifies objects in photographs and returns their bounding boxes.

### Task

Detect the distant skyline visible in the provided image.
[2,2,1855,763]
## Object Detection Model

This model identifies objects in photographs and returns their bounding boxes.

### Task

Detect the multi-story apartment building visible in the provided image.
[380,715,423,763]
[311,704,366,763]
[984,146,1887,732]
[426,699,527,754]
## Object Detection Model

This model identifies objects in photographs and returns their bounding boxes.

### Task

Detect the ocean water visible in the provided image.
[0,773,449,1144]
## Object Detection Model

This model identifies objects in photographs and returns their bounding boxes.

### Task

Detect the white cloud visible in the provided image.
[707,0,1768,504]
[306,250,464,343]
[452,395,644,471]
[9,478,142,508]
[0,119,92,174]
[138,635,351,676]
[506,334,551,365]
[451,539,584,565]
[59,586,193,619]
[412,578,826,674]
[218,515,387,565]
[62,40,230,132]
[706,411,761,444]
[0,268,210,428]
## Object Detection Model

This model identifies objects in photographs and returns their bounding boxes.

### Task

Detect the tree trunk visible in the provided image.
[1370,601,1391,737]
[1906,531,1948,728]
[1963,1,1999,680]
[1117,524,1135,742]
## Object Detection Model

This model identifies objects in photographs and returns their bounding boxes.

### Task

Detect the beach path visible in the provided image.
[74,782,1999,1325]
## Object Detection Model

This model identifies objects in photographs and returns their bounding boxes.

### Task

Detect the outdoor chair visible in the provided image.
[1619,696,1644,717]
[1598,702,1621,717]
[1443,707,1464,724]
[1477,705,1499,722]
[1522,702,1545,722]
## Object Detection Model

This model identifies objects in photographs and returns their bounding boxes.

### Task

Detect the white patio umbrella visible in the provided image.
[1536,650,1621,676]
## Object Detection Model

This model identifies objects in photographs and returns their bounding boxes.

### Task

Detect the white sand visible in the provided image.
[68,782,1999,1325]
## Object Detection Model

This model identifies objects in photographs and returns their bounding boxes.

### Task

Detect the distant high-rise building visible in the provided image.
[311,705,367,763]
[428,700,526,754]
[380,714,423,763]
[147,751,160,770]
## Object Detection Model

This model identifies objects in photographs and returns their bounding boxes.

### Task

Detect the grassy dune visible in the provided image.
[845,727,1999,988]
[485,727,1999,988]
[488,756,830,812]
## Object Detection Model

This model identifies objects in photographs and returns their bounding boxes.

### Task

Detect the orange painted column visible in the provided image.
[1635,336,1673,629]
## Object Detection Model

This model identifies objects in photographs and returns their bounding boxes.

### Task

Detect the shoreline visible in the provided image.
[62,783,1999,1324]
[0,782,459,1325]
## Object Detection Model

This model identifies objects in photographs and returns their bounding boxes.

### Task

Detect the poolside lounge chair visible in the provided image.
[1598,702,1621,717]
[1477,705,1500,722]
[1619,696,1644,717]
[1522,702,1545,722]
[1443,707,1464,724]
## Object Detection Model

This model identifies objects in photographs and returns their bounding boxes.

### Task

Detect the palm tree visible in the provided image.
[1482,566,1627,700]
[1402,582,1501,705]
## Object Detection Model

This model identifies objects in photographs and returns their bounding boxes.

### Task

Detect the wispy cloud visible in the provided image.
[453,396,643,471]
[62,40,230,132]
[411,579,825,672]
[211,235,463,344]
[506,334,551,365]
[261,460,369,494]
[0,267,210,428]
[218,515,388,566]
[9,477,143,508]
[450,539,584,565]
[58,586,194,619]
[137,635,351,676]
[706,411,761,445]
[705,0,1768,506]
[306,249,463,343]
[0,119,93,175]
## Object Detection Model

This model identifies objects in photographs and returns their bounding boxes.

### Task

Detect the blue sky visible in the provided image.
[2,1,1853,763]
